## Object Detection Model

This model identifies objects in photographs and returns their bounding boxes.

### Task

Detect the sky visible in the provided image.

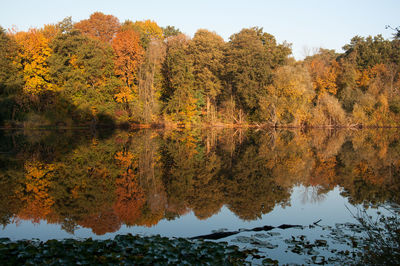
[1,0,399,59]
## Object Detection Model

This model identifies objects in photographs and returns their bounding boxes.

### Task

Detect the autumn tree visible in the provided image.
[129,20,163,48]
[267,64,314,126]
[311,93,347,126]
[342,35,399,70]
[74,12,120,43]
[13,29,57,99]
[112,29,143,89]
[189,29,225,121]
[305,49,339,97]
[338,35,400,125]
[112,28,144,117]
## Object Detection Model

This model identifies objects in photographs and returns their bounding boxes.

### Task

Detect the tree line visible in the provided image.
[1,12,400,128]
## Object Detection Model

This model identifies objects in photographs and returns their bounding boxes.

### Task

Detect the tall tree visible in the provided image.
[162,25,182,38]
[138,39,166,123]
[305,49,339,97]
[224,27,291,121]
[162,34,197,123]
[267,64,315,126]
[112,28,144,117]
[49,29,115,122]
[112,29,143,89]
[12,28,58,115]
[0,27,23,124]
[189,29,225,121]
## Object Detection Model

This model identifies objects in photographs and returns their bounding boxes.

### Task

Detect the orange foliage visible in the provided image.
[112,29,144,103]
[114,151,135,168]
[75,12,120,43]
[79,209,121,235]
[309,58,339,96]
[113,169,145,225]
[356,63,389,90]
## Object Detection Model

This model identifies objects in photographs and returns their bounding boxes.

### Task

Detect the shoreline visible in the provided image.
[1,122,400,130]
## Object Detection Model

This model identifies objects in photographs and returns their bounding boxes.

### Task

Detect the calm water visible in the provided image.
[0,128,399,263]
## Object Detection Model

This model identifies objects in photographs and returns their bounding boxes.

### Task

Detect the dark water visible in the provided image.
[0,128,399,263]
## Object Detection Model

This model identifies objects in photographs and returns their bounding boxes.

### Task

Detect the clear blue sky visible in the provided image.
[1,0,399,59]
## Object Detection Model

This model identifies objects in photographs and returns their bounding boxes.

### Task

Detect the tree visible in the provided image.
[267,64,314,126]
[75,12,120,43]
[138,39,166,123]
[49,29,116,122]
[13,29,57,96]
[112,29,144,89]
[189,29,225,121]
[0,27,23,124]
[112,28,144,117]
[224,27,291,121]
[311,93,347,126]
[305,49,339,97]
[162,34,198,123]
[342,35,398,70]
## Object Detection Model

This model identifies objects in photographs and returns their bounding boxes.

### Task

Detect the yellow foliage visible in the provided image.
[13,29,58,95]
[114,86,136,104]
[133,20,164,41]
[19,160,56,222]
[270,65,314,126]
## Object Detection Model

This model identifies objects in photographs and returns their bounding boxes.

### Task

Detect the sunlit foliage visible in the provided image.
[1,13,400,127]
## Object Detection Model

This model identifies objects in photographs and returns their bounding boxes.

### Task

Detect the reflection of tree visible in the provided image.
[18,160,56,223]
[114,171,144,225]
[189,152,224,220]
[51,140,119,234]
[79,209,120,235]
[1,128,400,235]
[222,135,292,220]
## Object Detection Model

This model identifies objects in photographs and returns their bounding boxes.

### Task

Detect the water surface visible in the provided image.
[0,128,399,262]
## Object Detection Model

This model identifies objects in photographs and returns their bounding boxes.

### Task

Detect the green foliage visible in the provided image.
[162,25,182,38]
[342,35,400,70]
[49,29,116,124]
[162,34,199,123]
[0,27,23,126]
[189,29,225,121]
[224,27,292,121]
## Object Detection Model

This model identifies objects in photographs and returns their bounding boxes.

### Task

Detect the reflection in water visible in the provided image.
[0,128,399,236]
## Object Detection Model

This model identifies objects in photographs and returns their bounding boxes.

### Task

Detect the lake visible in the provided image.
[0,128,399,264]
